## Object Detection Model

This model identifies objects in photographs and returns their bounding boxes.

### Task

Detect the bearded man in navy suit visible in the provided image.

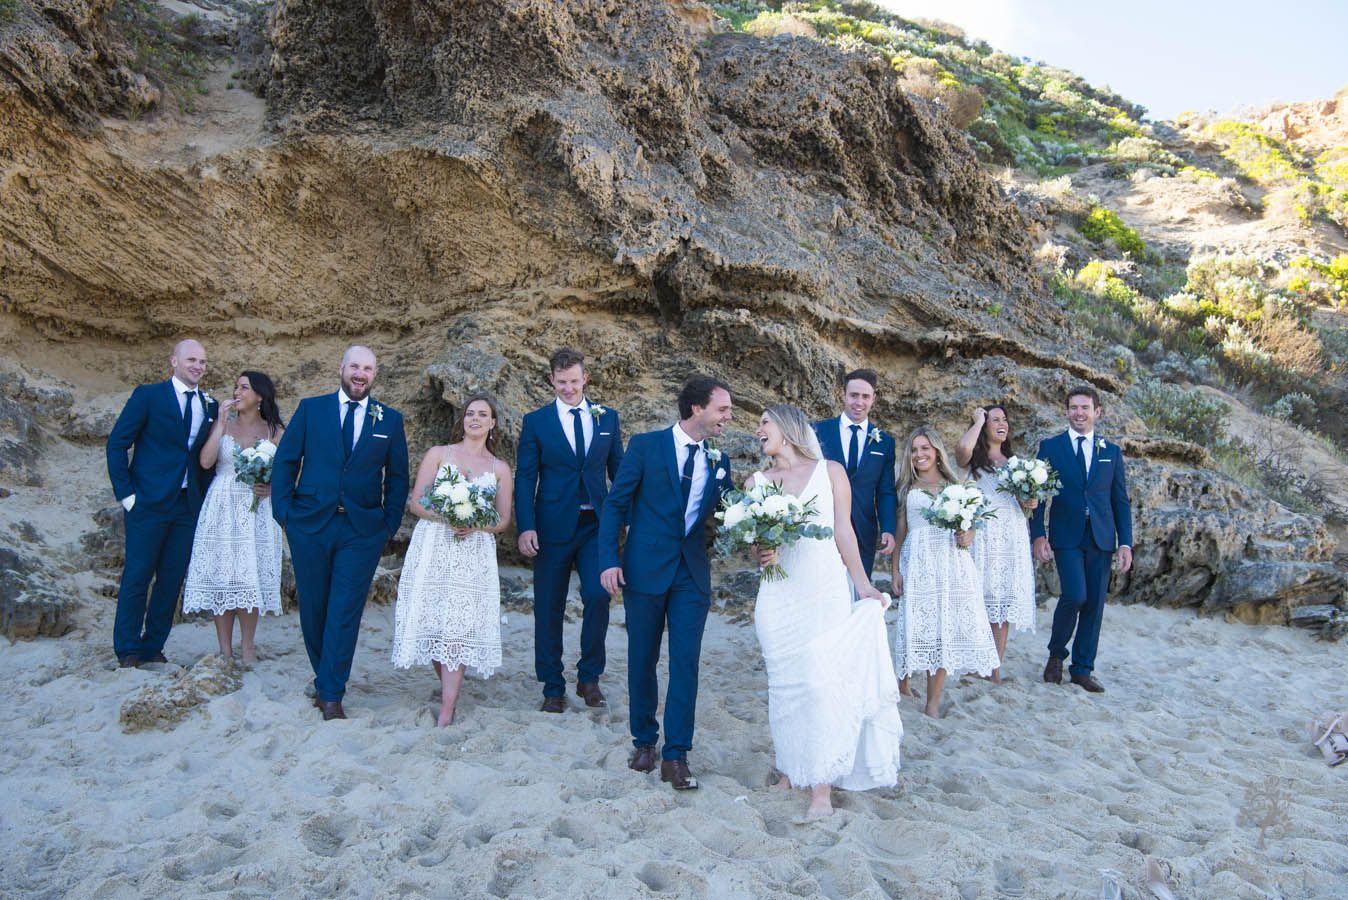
[812,369,897,577]
[515,348,624,712]
[1031,385,1133,694]
[106,339,219,667]
[599,375,735,790]
[272,346,409,720]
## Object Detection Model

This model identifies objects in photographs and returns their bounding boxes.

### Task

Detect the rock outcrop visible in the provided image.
[118,653,244,732]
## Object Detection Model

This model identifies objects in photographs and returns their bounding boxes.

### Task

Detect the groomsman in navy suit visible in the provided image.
[600,375,735,790]
[106,339,219,667]
[1031,385,1133,694]
[272,346,409,720]
[515,348,625,712]
[813,369,897,577]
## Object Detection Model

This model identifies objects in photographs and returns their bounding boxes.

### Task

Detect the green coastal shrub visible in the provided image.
[1266,392,1316,424]
[1080,207,1146,257]
[1129,382,1229,447]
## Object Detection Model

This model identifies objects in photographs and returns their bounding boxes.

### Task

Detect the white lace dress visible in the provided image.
[752,461,902,791]
[970,470,1036,632]
[391,471,502,677]
[182,434,284,615]
[894,489,1000,679]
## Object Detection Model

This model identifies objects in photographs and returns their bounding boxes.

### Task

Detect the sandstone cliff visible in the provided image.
[0,0,1342,637]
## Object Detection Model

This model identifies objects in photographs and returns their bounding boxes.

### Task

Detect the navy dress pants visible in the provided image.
[1048,533,1113,677]
[114,490,195,659]
[533,511,609,697]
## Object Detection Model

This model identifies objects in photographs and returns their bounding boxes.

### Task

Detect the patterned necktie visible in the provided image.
[1076,435,1087,479]
[571,408,585,463]
[182,390,195,442]
[680,442,699,509]
[847,424,861,475]
[343,400,358,459]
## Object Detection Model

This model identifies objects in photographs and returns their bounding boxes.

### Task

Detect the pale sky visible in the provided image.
[878,1,1348,121]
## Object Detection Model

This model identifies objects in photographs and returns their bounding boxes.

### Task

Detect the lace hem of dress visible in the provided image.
[391,637,501,678]
[774,682,902,788]
[182,589,282,616]
[984,597,1037,632]
[899,647,998,680]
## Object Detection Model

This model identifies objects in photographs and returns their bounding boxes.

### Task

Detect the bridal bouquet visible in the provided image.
[713,480,833,583]
[232,439,277,513]
[995,456,1061,517]
[420,462,498,537]
[920,481,996,549]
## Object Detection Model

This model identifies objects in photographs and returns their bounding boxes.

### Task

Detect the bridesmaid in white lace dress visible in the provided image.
[182,372,285,664]
[392,394,513,727]
[955,406,1037,683]
[891,426,999,718]
[749,405,902,821]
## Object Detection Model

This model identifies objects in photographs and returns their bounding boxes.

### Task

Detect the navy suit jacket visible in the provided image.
[598,428,734,596]
[514,403,623,543]
[271,393,410,539]
[1030,431,1133,551]
[813,417,898,549]
[106,380,219,514]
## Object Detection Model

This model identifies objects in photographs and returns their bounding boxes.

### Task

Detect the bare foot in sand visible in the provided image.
[805,786,833,820]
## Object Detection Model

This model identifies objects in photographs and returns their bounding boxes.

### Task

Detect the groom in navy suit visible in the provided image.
[813,369,897,577]
[600,375,734,790]
[106,339,219,667]
[515,348,624,712]
[1031,385,1133,693]
[272,346,409,720]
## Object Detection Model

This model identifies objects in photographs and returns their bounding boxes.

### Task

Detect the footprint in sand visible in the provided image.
[299,813,354,858]
[636,861,708,894]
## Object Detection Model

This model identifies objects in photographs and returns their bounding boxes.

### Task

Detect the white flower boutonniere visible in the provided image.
[1096,437,1106,452]
[368,402,384,424]
[704,440,723,465]
[589,404,607,420]
[867,427,884,445]
[198,389,213,405]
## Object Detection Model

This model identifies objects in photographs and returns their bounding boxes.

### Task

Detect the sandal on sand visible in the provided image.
[1310,714,1348,766]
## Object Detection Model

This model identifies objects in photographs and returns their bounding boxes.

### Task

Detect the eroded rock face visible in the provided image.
[1,548,77,641]
[118,653,243,732]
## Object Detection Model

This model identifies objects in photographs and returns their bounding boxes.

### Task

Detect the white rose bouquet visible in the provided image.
[420,462,499,539]
[995,456,1062,517]
[232,439,277,513]
[920,481,997,549]
[713,480,833,582]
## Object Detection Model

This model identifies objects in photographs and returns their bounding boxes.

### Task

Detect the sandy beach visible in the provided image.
[3,576,1346,900]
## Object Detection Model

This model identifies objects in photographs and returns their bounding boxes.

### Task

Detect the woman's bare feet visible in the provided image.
[437,704,456,727]
[805,785,833,820]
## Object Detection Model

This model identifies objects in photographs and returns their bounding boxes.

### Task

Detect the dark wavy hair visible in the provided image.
[239,371,284,436]
[677,374,731,420]
[967,404,1016,477]
[450,392,501,455]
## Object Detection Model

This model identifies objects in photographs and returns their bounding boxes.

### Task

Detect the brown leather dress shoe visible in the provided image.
[318,700,347,720]
[117,655,140,668]
[576,682,607,708]
[629,745,657,773]
[540,696,566,714]
[1043,656,1063,684]
[1071,674,1105,693]
[139,653,168,666]
[660,758,698,790]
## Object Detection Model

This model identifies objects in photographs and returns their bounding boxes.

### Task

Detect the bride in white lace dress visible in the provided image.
[182,372,285,664]
[955,406,1037,683]
[892,426,999,718]
[748,405,902,821]
[392,394,513,727]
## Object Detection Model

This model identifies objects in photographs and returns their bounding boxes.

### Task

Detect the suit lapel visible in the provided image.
[665,428,682,500]
[582,407,604,463]
[351,398,378,456]
[1087,437,1107,488]
[543,403,578,464]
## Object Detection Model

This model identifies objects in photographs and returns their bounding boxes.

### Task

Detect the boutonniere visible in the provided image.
[367,402,384,424]
[704,440,723,465]
[867,427,883,445]
[588,404,607,420]
[198,389,213,405]
[1095,437,1106,451]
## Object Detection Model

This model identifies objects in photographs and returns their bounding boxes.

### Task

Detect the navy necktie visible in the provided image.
[680,443,699,509]
[571,408,585,463]
[182,390,195,442]
[343,400,358,459]
[1076,435,1087,479]
[846,424,861,475]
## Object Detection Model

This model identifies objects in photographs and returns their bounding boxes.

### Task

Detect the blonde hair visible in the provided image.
[762,405,821,465]
[896,425,959,500]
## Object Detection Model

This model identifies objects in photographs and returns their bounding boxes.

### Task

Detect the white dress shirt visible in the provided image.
[339,389,369,445]
[673,423,707,535]
[554,397,594,456]
[1068,428,1096,477]
[839,414,869,465]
